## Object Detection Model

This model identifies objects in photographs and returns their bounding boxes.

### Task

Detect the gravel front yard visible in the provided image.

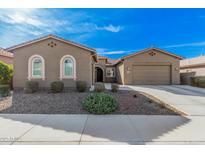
[0,90,180,115]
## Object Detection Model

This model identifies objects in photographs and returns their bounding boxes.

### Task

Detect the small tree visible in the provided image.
[0,61,13,85]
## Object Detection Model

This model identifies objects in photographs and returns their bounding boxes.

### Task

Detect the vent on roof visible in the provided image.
[48,41,57,48]
[149,51,157,56]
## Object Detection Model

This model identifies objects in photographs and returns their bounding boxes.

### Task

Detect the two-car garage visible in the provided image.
[116,48,182,85]
[132,65,171,85]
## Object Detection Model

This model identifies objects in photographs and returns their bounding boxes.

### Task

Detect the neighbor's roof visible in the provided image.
[121,47,183,60]
[180,55,205,68]
[6,34,96,53]
[0,47,13,58]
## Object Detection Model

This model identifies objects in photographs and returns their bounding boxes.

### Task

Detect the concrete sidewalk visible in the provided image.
[0,114,205,145]
[121,85,205,116]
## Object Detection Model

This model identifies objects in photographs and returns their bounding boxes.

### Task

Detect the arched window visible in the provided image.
[28,55,45,80]
[60,55,76,80]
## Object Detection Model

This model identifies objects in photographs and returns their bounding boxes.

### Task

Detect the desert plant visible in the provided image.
[76,81,87,92]
[94,82,105,92]
[82,92,118,114]
[24,81,39,93]
[198,78,205,88]
[0,84,10,97]
[0,61,13,86]
[50,81,64,93]
[190,77,205,88]
[111,83,119,92]
[190,77,199,86]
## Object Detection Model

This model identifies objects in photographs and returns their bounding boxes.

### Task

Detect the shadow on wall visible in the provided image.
[0,114,190,144]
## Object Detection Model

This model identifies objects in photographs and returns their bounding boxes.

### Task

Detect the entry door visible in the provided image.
[95,67,103,82]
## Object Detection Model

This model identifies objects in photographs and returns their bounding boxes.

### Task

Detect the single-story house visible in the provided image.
[6,35,182,89]
[180,56,205,84]
[0,47,13,64]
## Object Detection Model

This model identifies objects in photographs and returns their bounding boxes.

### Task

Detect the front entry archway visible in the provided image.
[95,67,104,82]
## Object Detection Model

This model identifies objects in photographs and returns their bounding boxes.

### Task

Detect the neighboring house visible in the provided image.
[6,34,182,89]
[0,47,13,64]
[180,56,205,84]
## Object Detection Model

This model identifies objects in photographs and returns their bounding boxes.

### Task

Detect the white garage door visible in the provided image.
[133,65,171,85]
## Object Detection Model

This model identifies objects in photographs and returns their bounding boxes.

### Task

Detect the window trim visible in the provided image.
[28,55,45,80]
[106,67,115,78]
[60,55,76,80]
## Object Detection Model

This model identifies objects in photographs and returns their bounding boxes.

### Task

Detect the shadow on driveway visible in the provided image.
[0,114,190,144]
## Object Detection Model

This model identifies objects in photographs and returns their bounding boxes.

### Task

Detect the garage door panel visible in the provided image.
[133,65,171,85]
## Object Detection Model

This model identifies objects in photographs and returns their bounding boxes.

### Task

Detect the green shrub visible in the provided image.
[111,83,119,92]
[198,78,205,88]
[82,93,118,114]
[94,82,105,92]
[0,85,10,97]
[76,81,87,92]
[50,81,64,93]
[190,77,205,88]
[0,61,13,86]
[24,81,39,93]
[190,77,199,86]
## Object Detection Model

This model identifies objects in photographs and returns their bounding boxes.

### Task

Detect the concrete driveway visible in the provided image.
[0,114,205,145]
[121,85,205,116]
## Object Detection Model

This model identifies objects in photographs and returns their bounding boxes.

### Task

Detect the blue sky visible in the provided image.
[0,8,205,59]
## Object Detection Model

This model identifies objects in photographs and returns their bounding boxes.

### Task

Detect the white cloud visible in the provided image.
[163,41,205,48]
[95,24,123,33]
[97,48,139,55]
[99,50,127,55]
[0,9,124,48]
[7,12,44,26]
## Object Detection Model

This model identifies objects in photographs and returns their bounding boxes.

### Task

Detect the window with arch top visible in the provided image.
[60,55,76,80]
[28,55,45,80]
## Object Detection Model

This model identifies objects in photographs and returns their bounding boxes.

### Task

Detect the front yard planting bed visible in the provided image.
[0,90,181,115]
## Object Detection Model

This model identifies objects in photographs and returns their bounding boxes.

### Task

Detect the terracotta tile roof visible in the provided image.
[98,56,108,59]
[106,59,121,66]
[97,55,120,66]
[0,48,13,58]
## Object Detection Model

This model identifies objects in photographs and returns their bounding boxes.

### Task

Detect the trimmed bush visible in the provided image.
[24,81,39,93]
[190,77,199,86]
[94,82,105,92]
[0,61,13,86]
[198,78,205,88]
[0,84,10,97]
[50,81,64,93]
[82,92,118,114]
[76,81,87,92]
[111,83,119,92]
[190,77,205,88]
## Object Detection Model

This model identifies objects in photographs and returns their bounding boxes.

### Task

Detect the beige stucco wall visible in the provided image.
[120,49,180,85]
[13,38,94,88]
[116,62,124,84]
